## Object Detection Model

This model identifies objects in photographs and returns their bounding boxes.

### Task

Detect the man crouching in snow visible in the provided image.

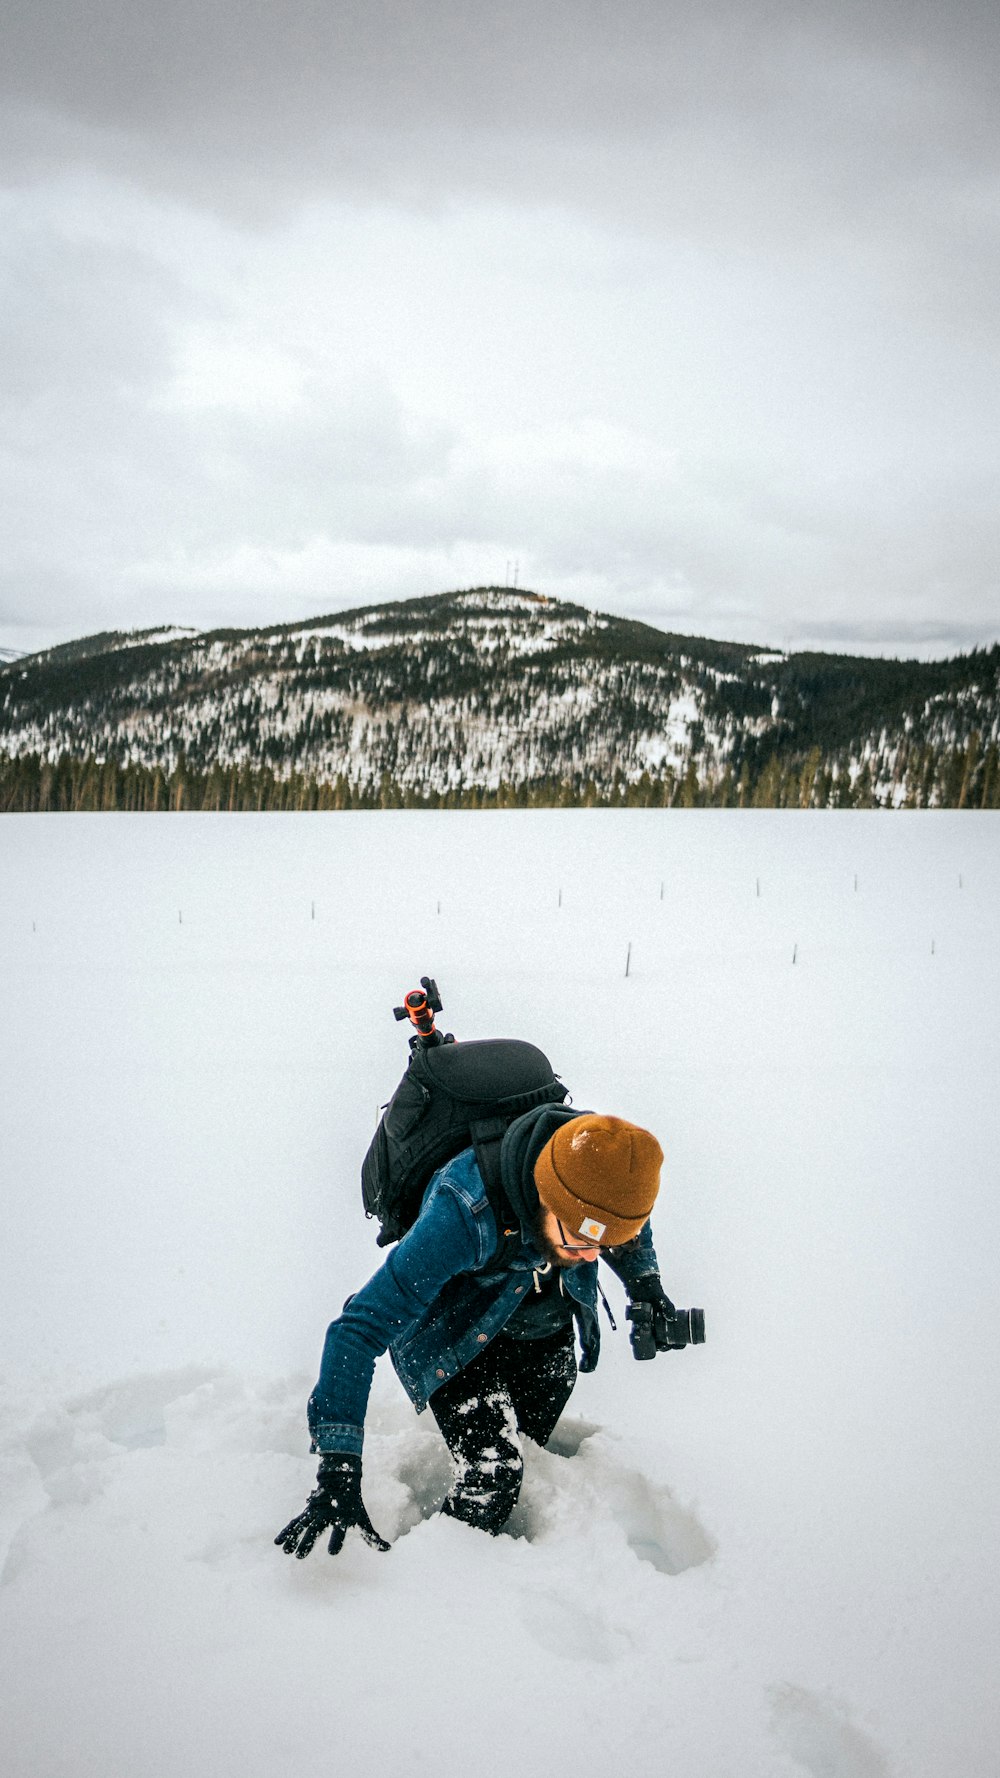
[276,1111,671,1556]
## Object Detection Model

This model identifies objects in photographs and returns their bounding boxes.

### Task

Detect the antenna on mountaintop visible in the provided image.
[513,560,519,589]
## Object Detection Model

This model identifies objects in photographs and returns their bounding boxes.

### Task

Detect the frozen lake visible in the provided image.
[2,811,998,1778]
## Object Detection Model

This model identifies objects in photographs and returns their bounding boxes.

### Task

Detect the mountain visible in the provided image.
[1,587,998,808]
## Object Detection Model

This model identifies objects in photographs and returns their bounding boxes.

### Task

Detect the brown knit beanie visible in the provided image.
[533,1114,663,1246]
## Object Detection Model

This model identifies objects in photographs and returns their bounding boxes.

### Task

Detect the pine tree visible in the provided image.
[752,757,782,807]
[797,746,822,808]
[979,742,999,809]
[957,732,980,809]
[680,758,700,807]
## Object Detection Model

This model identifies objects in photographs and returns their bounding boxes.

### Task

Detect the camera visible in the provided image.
[625,1300,705,1359]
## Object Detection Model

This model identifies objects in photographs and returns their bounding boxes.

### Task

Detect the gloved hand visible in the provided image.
[628,1273,676,1313]
[625,1274,677,1358]
[275,1454,390,1558]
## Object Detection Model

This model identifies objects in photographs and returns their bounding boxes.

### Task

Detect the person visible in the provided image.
[275,1106,675,1558]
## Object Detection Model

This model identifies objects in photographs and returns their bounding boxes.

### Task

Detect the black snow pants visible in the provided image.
[429,1324,577,1534]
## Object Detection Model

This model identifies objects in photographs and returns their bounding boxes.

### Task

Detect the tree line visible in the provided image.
[1,736,997,812]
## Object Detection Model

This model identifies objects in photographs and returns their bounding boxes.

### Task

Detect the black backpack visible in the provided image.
[361,1034,570,1250]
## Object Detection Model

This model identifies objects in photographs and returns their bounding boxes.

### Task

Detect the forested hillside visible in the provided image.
[2,588,998,809]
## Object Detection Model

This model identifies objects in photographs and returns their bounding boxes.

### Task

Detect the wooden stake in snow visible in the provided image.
[625,941,632,978]
[558,886,562,908]
[792,943,797,964]
[756,877,760,897]
[311,900,315,921]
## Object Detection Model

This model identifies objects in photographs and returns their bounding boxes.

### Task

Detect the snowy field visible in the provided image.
[1,810,999,1778]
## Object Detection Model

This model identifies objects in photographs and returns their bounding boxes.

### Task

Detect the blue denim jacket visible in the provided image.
[308,1146,661,1455]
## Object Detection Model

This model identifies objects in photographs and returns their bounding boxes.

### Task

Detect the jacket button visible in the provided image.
[436,1368,446,1378]
[477,1333,488,1343]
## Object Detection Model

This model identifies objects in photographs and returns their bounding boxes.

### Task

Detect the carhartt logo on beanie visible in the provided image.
[533,1115,663,1246]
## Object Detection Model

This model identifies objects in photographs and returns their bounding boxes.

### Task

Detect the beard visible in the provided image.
[532,1212,592,1269]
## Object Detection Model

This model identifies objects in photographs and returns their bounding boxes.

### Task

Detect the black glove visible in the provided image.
[625,1274,677,1359]
[629,1274,676,1312]
[275,1454,390,1558]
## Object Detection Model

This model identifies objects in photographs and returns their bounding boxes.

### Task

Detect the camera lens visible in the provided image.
[689,1308,705,1344]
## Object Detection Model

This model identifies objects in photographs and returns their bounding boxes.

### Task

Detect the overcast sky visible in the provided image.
[2,0,998,659]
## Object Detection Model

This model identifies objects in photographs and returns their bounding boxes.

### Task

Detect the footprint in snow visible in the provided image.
[609,1463,714,1575]
[543,1415,602,1457]
[24,1367,220,1475]
[770,1684,889,1778]
[510,1432,716,1576]
[520,1591,627,1665]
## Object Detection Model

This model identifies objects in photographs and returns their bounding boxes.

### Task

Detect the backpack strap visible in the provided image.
[469,1119,521,1273]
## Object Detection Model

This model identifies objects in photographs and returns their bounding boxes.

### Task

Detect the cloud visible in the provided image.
[4,2,999,232]
[1,2,998,657]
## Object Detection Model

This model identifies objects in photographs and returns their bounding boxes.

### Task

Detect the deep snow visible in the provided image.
[1,811,998,1778]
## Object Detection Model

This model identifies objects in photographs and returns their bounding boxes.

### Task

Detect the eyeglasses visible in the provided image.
[554,1218,605,1254]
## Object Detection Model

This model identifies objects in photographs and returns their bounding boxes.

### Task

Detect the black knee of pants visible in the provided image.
[430,1325,577,1534]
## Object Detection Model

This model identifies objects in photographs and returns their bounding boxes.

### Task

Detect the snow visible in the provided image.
[638,689,701,767]
[279,623,366,649]
[264,617,577,658]
[114,627,204,650]
[2,810,999,1778]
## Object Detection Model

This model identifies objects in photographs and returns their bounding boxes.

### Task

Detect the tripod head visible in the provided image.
[393,976,449,1046]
